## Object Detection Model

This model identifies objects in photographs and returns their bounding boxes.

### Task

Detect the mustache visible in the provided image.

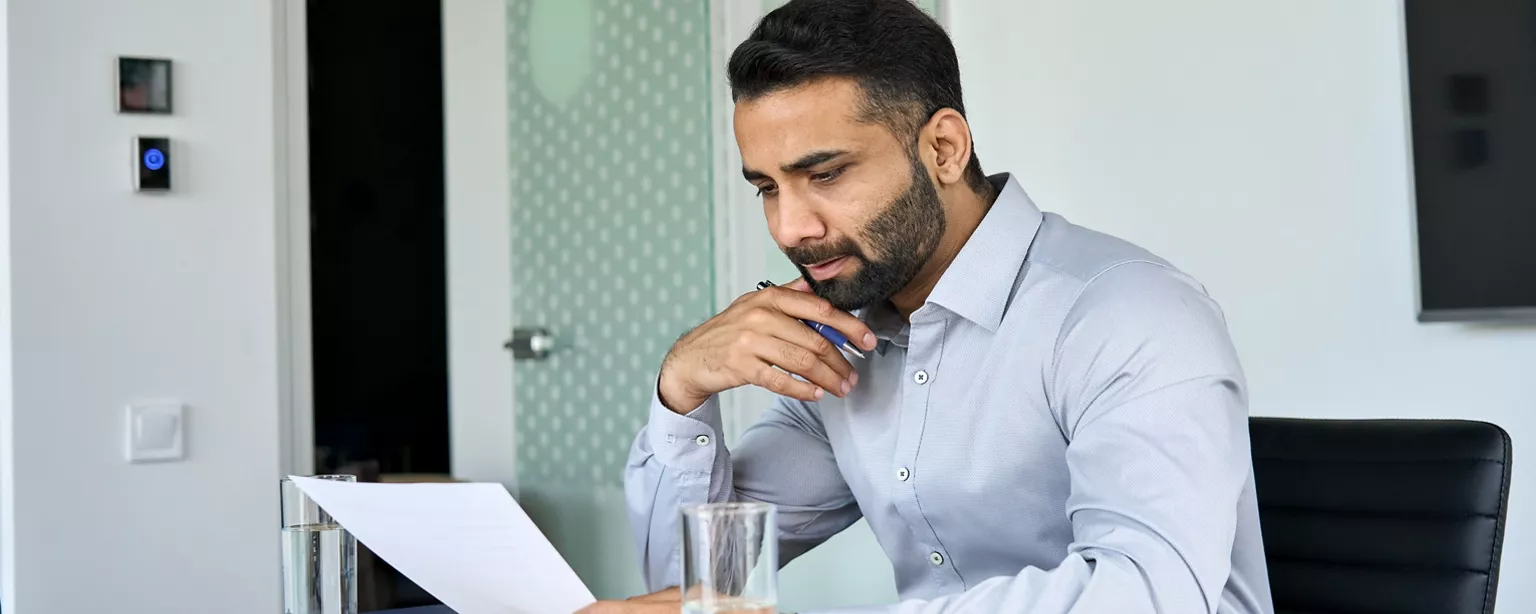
[785,238,864,267]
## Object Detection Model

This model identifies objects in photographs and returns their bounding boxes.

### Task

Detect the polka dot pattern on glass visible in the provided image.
[508,0,714,489]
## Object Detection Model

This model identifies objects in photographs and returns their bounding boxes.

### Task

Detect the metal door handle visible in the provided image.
[503,327,556,360]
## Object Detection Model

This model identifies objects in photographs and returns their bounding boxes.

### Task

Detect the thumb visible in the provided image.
[785,277,812,292]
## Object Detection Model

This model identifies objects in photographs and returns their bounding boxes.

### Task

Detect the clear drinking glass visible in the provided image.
[680,502,778,614]
[281,475,358,614]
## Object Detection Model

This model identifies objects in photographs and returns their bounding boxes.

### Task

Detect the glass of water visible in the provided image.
[680,502,777,614]
[281,475,358,614]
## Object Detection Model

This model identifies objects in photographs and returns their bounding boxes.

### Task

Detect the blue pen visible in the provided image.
[757,280,867,359]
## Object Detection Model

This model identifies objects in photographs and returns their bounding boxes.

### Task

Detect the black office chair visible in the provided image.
[1251,418,1512,614]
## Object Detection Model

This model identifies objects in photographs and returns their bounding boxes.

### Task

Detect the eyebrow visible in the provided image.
[742,149,850,182]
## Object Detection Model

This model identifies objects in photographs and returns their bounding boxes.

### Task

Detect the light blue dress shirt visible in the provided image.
[625,174,1274,613]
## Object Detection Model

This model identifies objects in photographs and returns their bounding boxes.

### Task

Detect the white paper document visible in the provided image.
[289,476,596,614]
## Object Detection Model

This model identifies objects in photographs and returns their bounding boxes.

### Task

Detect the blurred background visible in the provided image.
[0,0,1529,612]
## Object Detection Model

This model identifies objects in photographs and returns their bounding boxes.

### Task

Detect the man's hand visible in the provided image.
[657,278,877,413]
[575,587,680,613]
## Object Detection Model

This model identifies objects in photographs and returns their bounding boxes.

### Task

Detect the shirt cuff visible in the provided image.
[645,389,724,474]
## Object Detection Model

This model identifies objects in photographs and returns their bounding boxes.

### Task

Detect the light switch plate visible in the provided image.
[125,401,185,463]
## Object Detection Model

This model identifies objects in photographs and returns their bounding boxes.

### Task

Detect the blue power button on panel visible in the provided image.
[135,136,170,191]
[143,148,165,171]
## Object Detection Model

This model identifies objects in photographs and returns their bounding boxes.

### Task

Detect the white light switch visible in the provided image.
[125,401,185,463]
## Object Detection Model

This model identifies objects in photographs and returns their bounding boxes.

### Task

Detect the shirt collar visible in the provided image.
[927,173,1043,331]
[862,301,909,353]
[862,174,1044,339]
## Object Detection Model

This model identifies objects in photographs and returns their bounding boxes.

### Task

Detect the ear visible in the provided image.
[921,108,974,188]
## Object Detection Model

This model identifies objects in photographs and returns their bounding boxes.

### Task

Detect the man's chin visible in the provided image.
[807,280,873,312]
[798,263,885,310]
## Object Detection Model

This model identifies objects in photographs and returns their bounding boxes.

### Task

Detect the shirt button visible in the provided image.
[929,551,945,566]
[896,467,910,481]
[694,435,711,446]
[913,370,930,385]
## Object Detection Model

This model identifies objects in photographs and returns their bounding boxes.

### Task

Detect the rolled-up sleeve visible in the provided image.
[811,261,1252,614]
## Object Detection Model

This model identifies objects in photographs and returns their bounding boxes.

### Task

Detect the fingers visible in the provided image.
[576,601,677,614]
[784,277,811,292]
[747,336,850,400]
[761,287,878,352]
[626,586,681,601]
[677,283,870,407]
[578,587,681,612]
[739,352,826,402]
[628,588,680,602]
[765,316,855,381]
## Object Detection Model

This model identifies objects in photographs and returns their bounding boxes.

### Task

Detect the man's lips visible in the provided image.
[804,256,849,281]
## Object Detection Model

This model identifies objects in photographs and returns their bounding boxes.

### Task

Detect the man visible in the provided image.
[582,0,1272,612]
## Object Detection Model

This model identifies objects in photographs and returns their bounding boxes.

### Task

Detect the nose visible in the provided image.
[769,187,827,248]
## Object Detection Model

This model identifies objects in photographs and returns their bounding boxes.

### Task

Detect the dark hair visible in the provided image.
[727,0,991,197]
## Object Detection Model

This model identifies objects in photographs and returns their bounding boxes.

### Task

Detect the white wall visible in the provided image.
[951,0,1531,610]
[0,0,11,595]
[1,0,289,611]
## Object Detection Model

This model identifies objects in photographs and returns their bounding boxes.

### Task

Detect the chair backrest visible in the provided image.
[1250,418,1512,614]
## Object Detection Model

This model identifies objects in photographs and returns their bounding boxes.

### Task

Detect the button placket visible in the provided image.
[891,318,944,518]
[892,316,963,588]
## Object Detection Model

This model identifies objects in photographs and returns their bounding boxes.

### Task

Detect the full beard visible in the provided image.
[786,155,947,312]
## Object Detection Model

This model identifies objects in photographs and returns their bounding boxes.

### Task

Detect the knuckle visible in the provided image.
[764,288,792,307]
[813,298,835,318]
[743,306,771,326]
[786,347,815,371]
[760,366,788,390]
[770,375,790,393]
[729,331,757,357]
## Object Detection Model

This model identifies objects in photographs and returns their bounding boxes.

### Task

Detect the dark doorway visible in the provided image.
[307,0,447,609]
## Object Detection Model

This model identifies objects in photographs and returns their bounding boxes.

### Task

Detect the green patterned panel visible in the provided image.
[526,0,593,105]
[509,0,714,491]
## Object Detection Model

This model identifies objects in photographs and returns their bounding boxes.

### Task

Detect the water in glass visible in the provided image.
[282,522,356,614]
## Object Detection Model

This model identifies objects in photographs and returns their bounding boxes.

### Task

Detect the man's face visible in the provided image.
[735,78,946,311]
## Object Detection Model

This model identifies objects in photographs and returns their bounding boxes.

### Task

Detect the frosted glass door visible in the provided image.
[505,0,716,599]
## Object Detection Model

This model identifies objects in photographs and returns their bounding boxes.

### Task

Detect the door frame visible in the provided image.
[277,0,770,487]
[277,0,313,478]
[442,0,518,490]
[712,0,781,443]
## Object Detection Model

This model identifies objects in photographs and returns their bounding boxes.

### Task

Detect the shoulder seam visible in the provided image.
[1050,258,1174,356]
[1045,259,1182,427]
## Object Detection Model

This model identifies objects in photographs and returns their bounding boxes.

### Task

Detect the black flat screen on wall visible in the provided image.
[1406,1,1536,321]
